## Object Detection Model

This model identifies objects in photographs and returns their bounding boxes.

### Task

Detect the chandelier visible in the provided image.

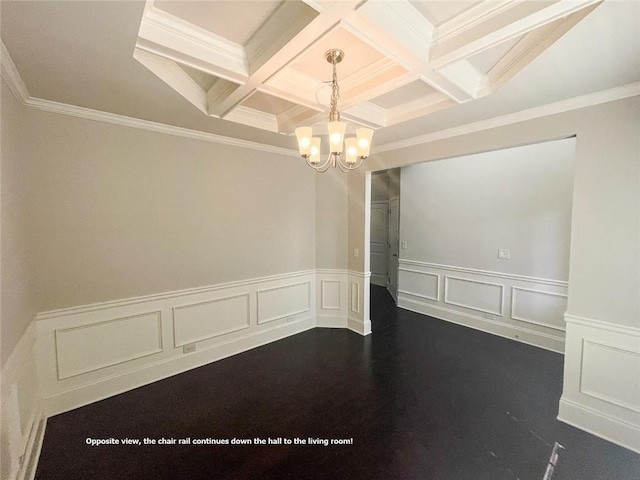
[295,49,374,173]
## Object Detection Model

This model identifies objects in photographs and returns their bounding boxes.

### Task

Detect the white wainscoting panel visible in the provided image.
[31,269,381,431]
[581,340,640,413]
[511,287,567,331]
[347,271,371,336]
[257,281,311,325]
[0,322,45,480]
[398,260,567,353]
[173,294,251,347]
[444,276,504,316]
[398,269,439,301]
[55,311,163,379]
[316,270,348,328]
[559,315,640,454]
[35,271,316,416]
[350,281,360,315]
[321,280,341,310]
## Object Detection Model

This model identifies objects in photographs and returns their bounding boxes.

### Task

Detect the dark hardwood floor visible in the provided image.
[36,285,640,479]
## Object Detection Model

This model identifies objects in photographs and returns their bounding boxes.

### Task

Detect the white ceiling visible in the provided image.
[1,0,639,152]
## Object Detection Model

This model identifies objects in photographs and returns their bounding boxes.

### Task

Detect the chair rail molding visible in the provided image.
[32,269,379,418]
[397,259,567,353]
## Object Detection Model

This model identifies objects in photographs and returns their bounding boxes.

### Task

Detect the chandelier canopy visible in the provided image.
[295,49,374,173]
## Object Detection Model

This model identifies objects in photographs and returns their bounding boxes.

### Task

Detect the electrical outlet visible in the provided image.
[183,344,196,354]
[498,249,510,259]
[401,241,407,249]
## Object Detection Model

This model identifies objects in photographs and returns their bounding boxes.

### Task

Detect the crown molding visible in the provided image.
[1,41,30,102]
[25,97,299,157]
[3,40,638,159]
[373,81,640,154]
[0,42,297,157]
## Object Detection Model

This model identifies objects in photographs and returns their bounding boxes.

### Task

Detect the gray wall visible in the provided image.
[315,167,348,269]
[388,168,400,200]
[1,80,38,365]
[371,168,400,203]
[2,87,316,333]
[351,96,640,329]
[371,171,389,202]
[400,138,575,280]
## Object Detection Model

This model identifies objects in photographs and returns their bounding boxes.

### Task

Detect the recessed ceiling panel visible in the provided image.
[289,27,385,81]
[155,0,282,45]
[370,80,439,109]
[410,0,481,26]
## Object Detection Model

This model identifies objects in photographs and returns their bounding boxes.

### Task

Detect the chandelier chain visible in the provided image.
[329,59,340,122]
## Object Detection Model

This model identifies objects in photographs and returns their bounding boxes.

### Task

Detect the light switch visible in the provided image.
[354,248,360,258]
[401,241,407,249]
[498,249,510,259]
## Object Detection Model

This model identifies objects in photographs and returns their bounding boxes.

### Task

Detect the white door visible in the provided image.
[370,202,389,287]
[388,197,400,302]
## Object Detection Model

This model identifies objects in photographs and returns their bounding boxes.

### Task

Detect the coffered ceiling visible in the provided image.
[2,1,639,152]
[133,0,602,134]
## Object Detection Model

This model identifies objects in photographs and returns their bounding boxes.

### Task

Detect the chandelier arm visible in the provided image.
[336,158,350,173]
[314,158,333,173]
[335,153,365,171]
[306,155,331,171]
[347,156,365,170]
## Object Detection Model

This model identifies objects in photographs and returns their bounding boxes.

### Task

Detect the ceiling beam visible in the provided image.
[133,48,209,114]
[136,5,249,84]
[429,0,603,69]
[209,1,361,119]
[477,3,601,96]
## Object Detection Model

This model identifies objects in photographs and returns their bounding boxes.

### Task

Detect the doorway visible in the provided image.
[370,201,388,287]
[369,169,401,332]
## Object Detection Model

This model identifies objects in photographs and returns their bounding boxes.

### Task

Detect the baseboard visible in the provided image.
[347,316,372,336]
[316,315,348,328]
[398,296,564,353]
[42,317,315,416]
[558,397,640,454]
